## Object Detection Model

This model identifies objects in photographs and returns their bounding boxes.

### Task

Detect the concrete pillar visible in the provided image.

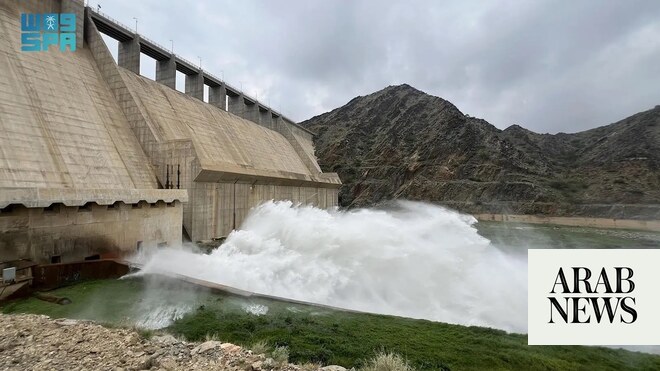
[259,108,273,129]
[272,115,284,133]
[228,93,245,118]
[118,36,140,74]
[185,70,204,101]
[156,55,176,89]
[61,0,84,50]
[244,101,259,123]
[209,83,227,110]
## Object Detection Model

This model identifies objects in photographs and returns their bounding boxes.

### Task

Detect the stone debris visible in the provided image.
[0,313,324,370]
[192,340,223,355]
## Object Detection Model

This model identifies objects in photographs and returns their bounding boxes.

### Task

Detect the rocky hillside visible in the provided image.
[300,84,660,219]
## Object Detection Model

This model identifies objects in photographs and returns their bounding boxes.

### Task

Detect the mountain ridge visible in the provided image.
[300,84,660,218]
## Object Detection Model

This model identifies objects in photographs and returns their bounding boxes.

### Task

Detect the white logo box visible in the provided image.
[528,249,660,345]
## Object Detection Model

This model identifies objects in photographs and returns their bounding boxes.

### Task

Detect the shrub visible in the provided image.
[360,352,415,371]
[250,340,271,355]
[272,346,290,366]
[299,362,322,371]
[204,333,220,342]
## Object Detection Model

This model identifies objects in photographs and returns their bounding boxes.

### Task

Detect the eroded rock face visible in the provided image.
[0,313,306,371]
[301,84,660,218]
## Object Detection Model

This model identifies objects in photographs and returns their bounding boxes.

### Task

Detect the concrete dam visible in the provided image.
[0,0,340,265]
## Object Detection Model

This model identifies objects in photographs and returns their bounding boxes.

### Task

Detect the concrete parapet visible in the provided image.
[0,188,188,209]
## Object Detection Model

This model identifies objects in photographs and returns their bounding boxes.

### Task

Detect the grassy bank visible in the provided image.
[3,278,660,370]
[169,301,659,370]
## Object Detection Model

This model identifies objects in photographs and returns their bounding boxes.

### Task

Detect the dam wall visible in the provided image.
[0,2,156,191]
[83,7,339,240]
[0,200,183,263]
[0,0,187,263]
[0,0,339,264]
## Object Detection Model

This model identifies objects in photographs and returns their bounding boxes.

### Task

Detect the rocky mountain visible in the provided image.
[300,84,660,218]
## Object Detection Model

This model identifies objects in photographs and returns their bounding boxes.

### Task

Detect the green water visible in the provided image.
[1,276,310,328]
[476,222,660,250]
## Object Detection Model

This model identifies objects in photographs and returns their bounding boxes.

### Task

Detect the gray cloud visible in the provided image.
[93,0,660,133]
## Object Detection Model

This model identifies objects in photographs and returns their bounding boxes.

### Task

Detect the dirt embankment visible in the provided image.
[0,313,335,371]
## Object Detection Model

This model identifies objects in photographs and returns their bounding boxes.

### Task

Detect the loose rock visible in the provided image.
[0,313,313,370]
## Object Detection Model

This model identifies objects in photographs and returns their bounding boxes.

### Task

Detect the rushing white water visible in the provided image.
[138,200,528,332]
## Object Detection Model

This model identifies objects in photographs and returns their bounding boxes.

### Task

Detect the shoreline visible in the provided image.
[474,214,660,232]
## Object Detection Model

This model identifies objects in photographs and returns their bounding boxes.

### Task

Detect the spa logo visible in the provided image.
[21,13,76,51]
[548,266,637,324]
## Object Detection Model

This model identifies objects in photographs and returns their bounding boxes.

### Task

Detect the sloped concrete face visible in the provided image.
[0,2,157,191]
[60,0,84,50]
[115,69,340,239]
[0,0,186,261]
[0,0,341,250]
[118,70,314,178]
[112,66,342,239]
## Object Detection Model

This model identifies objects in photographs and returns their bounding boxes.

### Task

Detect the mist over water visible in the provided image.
[138,200,528,332]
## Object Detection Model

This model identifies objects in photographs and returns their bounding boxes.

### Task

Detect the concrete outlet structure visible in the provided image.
[0,0,340,264]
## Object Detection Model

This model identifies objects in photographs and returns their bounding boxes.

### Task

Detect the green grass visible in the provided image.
[4,278,659,371]
[361,352,415,371]
[168,301,660,370]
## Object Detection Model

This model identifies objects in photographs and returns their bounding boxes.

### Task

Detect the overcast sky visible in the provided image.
[93,0,660,134]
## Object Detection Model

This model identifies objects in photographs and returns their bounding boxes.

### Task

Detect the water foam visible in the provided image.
[138,200,527,332]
